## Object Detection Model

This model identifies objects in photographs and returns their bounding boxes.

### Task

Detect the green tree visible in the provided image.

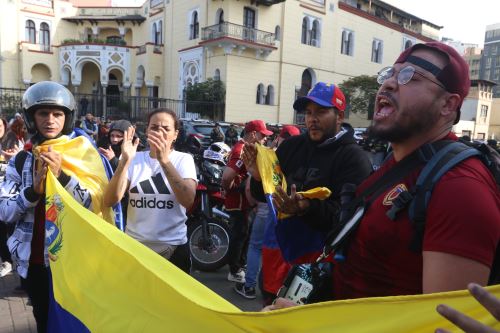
[185,78,225,103]
[185,79,226,120]
[339,75,379,120]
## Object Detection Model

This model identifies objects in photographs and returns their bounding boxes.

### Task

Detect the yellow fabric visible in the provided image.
[255,144,331,219]
[256,144,287,195]
[46,171,500,332]
[34,135,114,224]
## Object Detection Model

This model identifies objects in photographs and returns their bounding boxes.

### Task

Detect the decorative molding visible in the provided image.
[299,3,326,15]
[20,8,54,17]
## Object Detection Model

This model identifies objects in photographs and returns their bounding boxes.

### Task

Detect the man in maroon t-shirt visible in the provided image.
[222,120,272,283]
[266,41,500,310]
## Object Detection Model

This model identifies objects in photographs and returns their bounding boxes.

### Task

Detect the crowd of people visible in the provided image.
[0,40,499,333]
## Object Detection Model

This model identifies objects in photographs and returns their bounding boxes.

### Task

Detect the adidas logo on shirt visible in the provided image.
[130,173,171,194]
[129,172,174,209]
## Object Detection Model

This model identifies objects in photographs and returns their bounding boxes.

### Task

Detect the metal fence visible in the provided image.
[0,87,225,123]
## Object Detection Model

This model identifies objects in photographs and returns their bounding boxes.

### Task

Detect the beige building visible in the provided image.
[490,98,500,140]
[0,0,441,124]
[454,80,496,140]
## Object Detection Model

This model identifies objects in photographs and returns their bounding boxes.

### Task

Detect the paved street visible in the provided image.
[0,273,36,333]
[0,266,263,333]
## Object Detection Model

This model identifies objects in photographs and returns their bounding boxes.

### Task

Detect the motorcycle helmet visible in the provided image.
[22,81,76,135]
[203,142,231,166]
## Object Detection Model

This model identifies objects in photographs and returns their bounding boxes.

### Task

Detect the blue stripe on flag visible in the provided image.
[47,269,90,333]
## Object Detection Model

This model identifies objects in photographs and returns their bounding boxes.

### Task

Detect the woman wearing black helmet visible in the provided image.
[0,81,116,333]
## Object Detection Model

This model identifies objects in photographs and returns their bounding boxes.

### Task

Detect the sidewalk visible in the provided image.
[0,272,35,333]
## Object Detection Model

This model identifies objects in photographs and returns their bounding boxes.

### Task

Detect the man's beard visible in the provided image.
[368,107,440,143]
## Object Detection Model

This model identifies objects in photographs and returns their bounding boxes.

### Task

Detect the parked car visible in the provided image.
[176,119,242,154]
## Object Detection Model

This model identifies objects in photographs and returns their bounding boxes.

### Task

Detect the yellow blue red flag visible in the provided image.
[45,171,500,332]
[256,144,331,263]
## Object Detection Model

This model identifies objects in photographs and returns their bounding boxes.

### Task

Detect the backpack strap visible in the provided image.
[14,150,29,176]
[319,149,425,261]
[408,141,482,252]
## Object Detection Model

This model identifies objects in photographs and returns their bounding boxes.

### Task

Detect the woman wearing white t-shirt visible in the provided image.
[104,109,197,273]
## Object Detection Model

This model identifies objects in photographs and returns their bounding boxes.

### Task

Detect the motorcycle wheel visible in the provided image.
[188,217,230,271]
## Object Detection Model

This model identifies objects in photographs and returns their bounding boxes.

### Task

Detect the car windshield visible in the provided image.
[193,125,216,136]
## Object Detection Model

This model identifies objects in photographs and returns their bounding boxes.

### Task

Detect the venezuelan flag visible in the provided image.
[256,145,330,263]
[44,171,500,332]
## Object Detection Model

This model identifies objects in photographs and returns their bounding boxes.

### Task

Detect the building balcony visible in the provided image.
[200,22,277,58]
[136,43,163,55]
[253,0,286,5]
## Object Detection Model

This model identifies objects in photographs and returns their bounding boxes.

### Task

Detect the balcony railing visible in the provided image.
[136,45,146,55]
[61,38,127,47]
[136,43,163,55]
[201,22,275,47]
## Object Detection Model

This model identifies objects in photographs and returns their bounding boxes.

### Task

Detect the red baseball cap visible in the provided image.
[395,42,470,124]
[279,125,300,138]
[245,120,273,136]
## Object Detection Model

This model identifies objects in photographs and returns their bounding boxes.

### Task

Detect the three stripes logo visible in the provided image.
[130,173,171,194]
[129,173,175,209]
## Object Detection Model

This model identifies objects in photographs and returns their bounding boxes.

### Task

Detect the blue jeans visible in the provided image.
[245,203,270,288]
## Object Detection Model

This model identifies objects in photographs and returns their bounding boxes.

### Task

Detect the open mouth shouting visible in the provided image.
[374,93,397,121]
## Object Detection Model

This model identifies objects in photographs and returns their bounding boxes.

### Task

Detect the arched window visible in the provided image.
[214,69,220,81]
[218,9,224,24]
[159,21,163,44]
[190,11,199,40]
[25,20,36,44]
[152,22,157,42]
[256,83,265,104]
[299,70,312,97]
[301,17,308,44]
[371,39,383,63]
[341,29,354,55]
[265,85,274,105]
[311,20,319,46]
[404,39,413,49]
[40,22,50,49]
[155,21,162,45]
[274,25,281,41]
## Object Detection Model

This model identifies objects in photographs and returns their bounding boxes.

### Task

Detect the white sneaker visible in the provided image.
[227,269,246,283]
[0,261,12,277]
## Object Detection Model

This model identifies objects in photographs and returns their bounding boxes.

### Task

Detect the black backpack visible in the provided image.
[322,140,500,284]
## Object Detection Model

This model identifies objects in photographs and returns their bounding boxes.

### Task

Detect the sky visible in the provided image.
[112,0,500,47]
[383,0,500,46]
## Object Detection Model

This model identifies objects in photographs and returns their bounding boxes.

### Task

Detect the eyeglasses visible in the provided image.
[377,65,446,90]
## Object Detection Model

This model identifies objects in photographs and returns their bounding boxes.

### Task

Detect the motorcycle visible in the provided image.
[187,149,231,271]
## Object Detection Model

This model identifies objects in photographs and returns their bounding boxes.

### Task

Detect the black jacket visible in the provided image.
[251,124,372,232]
